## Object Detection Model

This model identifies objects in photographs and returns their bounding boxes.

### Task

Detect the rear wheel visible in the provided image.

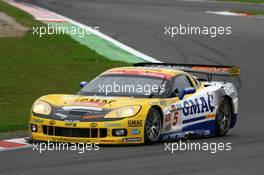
[144,108,162,144]
[215,98,232,136]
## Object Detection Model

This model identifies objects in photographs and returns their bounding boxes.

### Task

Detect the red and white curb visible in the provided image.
[206,11,252,17]
[206,11,264,19]
[5,0,65,22]
[0,138,32,152]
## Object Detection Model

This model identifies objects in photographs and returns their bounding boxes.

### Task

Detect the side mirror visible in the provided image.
[80,81,88,88]
[179,87,196,100]
[170,88,179,98]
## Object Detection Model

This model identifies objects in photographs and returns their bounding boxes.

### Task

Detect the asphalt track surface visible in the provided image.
[1,0,264,174]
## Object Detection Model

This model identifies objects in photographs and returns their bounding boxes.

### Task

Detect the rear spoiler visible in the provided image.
[134,62,240,81]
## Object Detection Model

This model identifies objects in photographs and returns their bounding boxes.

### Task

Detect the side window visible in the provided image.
[194,78,201,87]
[171,75,193,95]
[190,76,200,88]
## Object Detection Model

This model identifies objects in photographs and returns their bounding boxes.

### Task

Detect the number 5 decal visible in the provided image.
[173,111,179,126]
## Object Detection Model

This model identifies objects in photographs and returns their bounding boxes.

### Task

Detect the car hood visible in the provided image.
[34,94,156,122]
[38,94,150,109]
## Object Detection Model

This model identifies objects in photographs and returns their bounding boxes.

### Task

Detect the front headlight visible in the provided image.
[32,101,51,115]
[104,105,141,118]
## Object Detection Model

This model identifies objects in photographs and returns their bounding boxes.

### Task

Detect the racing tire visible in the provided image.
[215,98,232,136]
[144,108,162,144]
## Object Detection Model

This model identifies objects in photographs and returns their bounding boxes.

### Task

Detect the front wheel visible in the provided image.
[215,98,232,136]
[144,108,162,144]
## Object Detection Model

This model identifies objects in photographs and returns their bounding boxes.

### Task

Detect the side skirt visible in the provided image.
[161,120,215,141]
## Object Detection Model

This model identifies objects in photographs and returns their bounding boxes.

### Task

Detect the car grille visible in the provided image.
[42,126,108,138]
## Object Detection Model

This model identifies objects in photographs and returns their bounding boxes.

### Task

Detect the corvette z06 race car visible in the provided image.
[29,63,240,144]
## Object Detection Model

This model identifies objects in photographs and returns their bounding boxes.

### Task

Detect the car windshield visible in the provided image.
[78,74,169,97]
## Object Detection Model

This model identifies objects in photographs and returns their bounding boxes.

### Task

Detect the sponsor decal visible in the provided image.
[105,69,173,80]
[230,67,240,76]
[207,114,216,119]
[65,120,80,123]
[182,96,214,116]
[224,86,235,96]
[165,113,171,131]
[192,66,230,73]
[90,123,98,128]
[64,120,80,127]
[128,120,143,127]
[100,140,115,143]
[171,103,182,111]
[49,120,55,125]
[73,98,115,107]
[65,122,77,127]
[104,123,121,127]
[165,124,171,131]
[62,106,102,111]
[122,138,141,142]
[160,100,168,107]
[165,113,171,122]
[173,111,179,126]
[32,118,44,123]
[131,129,141,135]
[55,113,68,119]
[82,116,101,119]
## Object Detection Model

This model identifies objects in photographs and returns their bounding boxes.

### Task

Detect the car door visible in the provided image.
[167,74,198,133]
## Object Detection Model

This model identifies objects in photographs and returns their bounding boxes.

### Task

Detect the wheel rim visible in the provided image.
[218,101,232,132]
[146,109,161,142]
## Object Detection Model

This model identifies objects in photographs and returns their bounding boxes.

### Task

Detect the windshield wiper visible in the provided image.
[148,76,166,98]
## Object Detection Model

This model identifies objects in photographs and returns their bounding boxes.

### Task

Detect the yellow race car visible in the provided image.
[29,63,240,144]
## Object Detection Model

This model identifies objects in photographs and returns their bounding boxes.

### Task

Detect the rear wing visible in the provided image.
[134,62,240,81]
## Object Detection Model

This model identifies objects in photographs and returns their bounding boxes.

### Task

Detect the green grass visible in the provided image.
[231,10,264,15]
[220,0,264,3]
[0,1,128,132]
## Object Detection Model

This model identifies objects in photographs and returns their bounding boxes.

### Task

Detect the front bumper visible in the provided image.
[29,116,145,144]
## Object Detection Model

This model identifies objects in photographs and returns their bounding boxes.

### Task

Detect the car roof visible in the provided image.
[103,66,187,80]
